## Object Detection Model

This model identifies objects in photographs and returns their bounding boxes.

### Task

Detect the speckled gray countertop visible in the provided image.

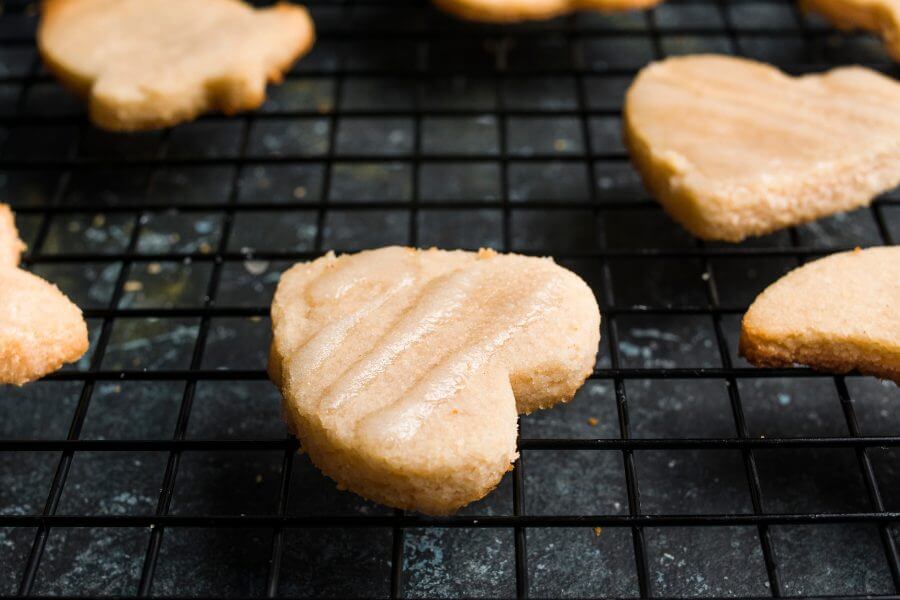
[1,0,899,597]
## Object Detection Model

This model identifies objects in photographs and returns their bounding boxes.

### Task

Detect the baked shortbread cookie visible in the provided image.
[624,55,900,242]
[432,0,661,22]
[0,204,25,268]
[0,268,90,385]
[38,0,315,131]
[0,204,88,385]
[740,247,899,383]
[269,247,601,514]
[802,0,900,61]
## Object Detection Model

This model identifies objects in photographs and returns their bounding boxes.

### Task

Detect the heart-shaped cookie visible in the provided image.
[740,246,899,383]
[624,55,900,241]
[0,205,89,385]
[38,0,315,131]
[269,247,601,514]
[432,0,661,22]
[802,0,900,61]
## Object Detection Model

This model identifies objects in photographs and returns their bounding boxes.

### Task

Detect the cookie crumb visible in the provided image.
[123,280,143,292]
[593,527,602,537]
[587,417,599,427]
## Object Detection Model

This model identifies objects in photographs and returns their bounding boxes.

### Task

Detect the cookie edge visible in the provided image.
[738,247,900,384]
[0,269,90,386]
[432,0,662,22]
[800,0,900,61]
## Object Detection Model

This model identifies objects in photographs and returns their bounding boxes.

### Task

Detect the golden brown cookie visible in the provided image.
[0,203,89,385]
[801,0,900,61]
[432,0,661,22]
[740,246,900,383]
[624,55,900,242]
[38,0,315,131]
[0,268,90,386]
[269,247,601,514]
[0,204,25,268]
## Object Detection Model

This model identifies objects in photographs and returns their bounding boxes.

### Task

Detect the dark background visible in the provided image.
[0,0,899,596]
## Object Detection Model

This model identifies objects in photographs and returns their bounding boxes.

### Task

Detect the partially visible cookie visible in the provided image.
[0,204,25,268]
[269,247,601,514]
[801,0,900,61]
[624,55,900,242]
[0,268,90,386]
[740,247,900,383]
[0,203,88,385]
[38,0,315,131]
[432,0,661,23]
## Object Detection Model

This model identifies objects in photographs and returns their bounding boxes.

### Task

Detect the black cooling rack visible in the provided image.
[0,0,899,597]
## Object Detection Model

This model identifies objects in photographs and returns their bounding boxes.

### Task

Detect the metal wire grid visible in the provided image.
[0,0,897,596]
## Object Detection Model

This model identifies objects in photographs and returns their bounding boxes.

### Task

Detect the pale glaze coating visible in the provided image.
[740,247,900,383]
[38,0,315,131]
[625,55,900,241]
[269,247,601,514]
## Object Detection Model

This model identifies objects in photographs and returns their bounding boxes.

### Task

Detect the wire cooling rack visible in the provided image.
[0,0,898,597]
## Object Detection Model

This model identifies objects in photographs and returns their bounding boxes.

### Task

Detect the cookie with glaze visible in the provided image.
[624,55,900,242]
[269,247,601,514]
[740,246,899,383]
[38,0,315,131]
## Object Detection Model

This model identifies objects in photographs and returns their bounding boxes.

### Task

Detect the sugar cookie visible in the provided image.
[0,204,89,385]
[38,0,315,131]
[801,0,900,61]
[624,55,900,242]
[0,268,91,386]
[269,247,601,514]
[740,247,899,383]
[432,0,661,22]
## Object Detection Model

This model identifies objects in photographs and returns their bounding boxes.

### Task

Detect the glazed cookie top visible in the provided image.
[38,0,315,130]
[624,55,900,241]
[272,247,600,469]
[628,55,900,182]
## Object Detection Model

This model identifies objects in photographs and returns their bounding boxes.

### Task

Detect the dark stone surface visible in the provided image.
[402,528,515,598]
